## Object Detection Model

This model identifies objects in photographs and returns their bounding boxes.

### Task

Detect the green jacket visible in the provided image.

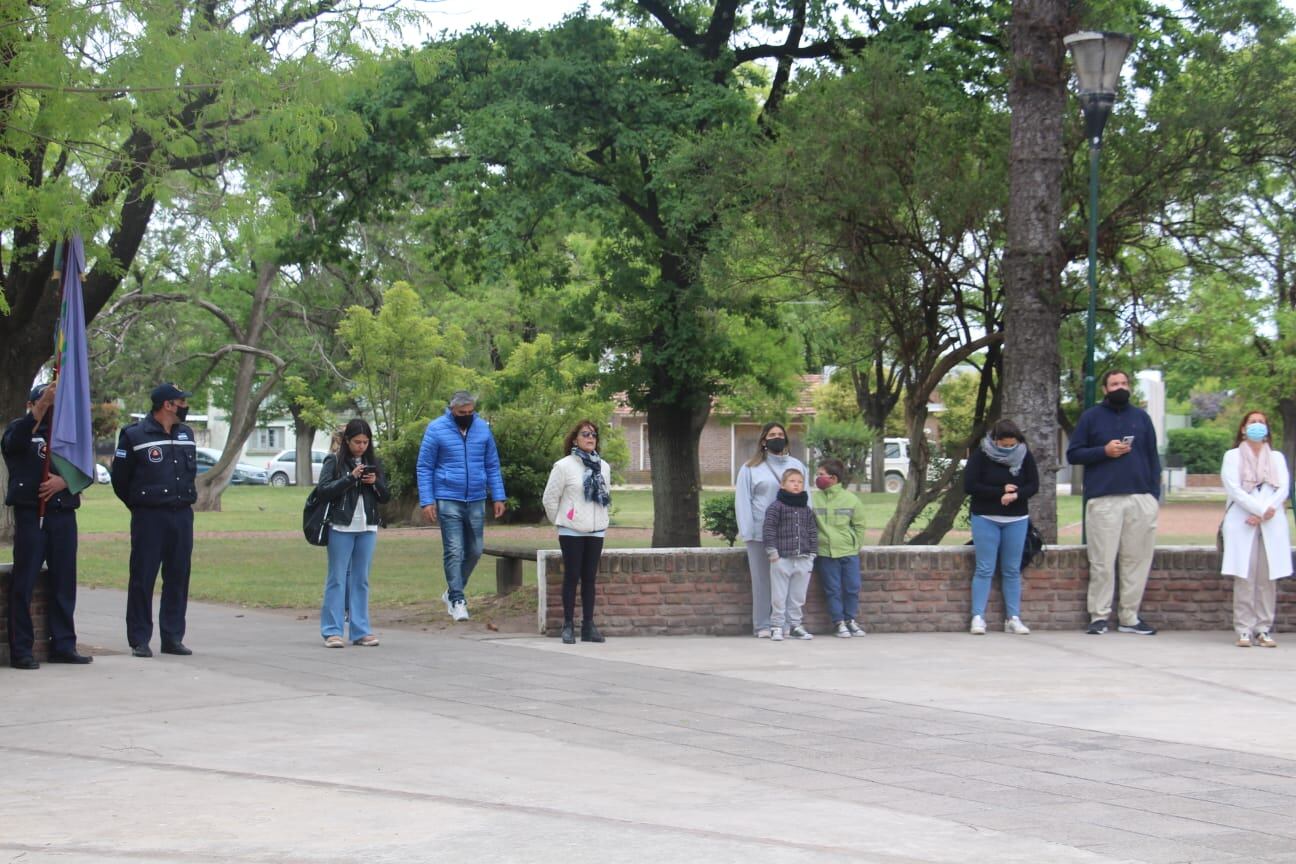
[813,483,867,558]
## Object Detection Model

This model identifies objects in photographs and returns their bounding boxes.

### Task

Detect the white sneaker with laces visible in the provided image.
[1005,616,1031,635]
[846,619,866,637]
[451,600,470,622]
[790,625,814,640]
[970,615,987,635]
[441,591,453,617]
[770,627,784,642]
[835,621,852,638]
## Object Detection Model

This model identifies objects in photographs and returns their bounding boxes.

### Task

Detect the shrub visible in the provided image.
[1166,427,1234,474]
[703,494,739,546]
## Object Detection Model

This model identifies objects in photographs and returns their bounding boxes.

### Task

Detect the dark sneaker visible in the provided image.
[1118,620,1157,636]
[132,645,153,658]
[1086,619,1109,635]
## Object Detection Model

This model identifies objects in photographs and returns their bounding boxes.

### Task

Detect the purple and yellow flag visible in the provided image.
[50,234,94,494]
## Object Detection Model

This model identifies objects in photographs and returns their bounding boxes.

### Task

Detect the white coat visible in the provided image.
[542,453,612,534]
[1219,447,1292,580]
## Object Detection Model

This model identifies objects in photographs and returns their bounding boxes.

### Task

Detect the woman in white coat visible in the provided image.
[543,419,613,645]
[735,422,807,638]
[1220,410,1292,647]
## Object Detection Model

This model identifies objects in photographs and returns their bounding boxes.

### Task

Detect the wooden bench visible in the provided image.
[481,546,539,595]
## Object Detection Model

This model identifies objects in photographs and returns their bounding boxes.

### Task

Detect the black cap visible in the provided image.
[28,384,49,403]
[150,382,192,405]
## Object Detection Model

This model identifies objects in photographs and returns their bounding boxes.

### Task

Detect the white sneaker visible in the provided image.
[970,615,987,635]
[1005,616,1031,635]
[451,600,470,622]
[846,619,866,637]
[755,628,771,639]
[441,591,453,617]
[835,621,852,638]
[770,627,784,642]
[789,625,814,641]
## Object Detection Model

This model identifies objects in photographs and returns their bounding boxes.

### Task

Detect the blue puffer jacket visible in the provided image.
[416,410,507,506]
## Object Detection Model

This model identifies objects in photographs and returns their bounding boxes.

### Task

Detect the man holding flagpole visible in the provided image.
[3,237,97,670]
[4,383,93,668]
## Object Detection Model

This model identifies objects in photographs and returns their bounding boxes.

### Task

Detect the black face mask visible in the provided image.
[1105,388,1130,407]
[453,412,474,430]
[765,437,787,454]
[176,405,190,422]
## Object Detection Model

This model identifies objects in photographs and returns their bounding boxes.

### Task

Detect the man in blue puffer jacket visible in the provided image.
[416,391,507,621]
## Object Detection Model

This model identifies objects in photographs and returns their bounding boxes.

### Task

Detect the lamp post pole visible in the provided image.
[1064,31,1132,411]
[1083,104,1105,411]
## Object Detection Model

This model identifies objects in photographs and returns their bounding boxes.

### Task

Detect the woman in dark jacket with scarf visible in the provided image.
[317,418,390,648]
[964,419,1039,636]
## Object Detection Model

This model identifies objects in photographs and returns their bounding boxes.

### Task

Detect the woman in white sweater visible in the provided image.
[1220,410,1292,647]
[543,420,613,645]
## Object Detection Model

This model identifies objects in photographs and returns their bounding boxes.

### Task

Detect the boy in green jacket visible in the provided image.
[812,458,868,637]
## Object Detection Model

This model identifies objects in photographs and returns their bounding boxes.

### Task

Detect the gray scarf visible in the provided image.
[980,433,1026,476]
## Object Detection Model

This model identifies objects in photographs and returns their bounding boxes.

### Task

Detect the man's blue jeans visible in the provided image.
[438,499,485,604]
[970,515,1028,619]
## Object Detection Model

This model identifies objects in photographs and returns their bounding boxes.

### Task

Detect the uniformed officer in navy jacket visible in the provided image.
[2,383,93,669]
[111,383,198,658]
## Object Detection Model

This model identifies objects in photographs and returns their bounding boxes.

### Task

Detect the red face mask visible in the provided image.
[814,475,834,490]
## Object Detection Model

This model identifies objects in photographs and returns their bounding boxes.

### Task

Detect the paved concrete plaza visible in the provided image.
[5,588,1296,863]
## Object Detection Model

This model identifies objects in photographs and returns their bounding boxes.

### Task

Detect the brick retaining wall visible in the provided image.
[0,563,51,664]
[537,546,1296,637]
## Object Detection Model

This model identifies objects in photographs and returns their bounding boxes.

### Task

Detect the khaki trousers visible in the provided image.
[1085,494,1159,625]
[1233,531,1277,636]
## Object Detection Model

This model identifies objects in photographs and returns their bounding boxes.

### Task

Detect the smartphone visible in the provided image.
[362,465,377,476]
[1121,435,1134,446]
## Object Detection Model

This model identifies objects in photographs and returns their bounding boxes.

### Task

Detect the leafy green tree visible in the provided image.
[335,281,474,446]
[482,335,627,522]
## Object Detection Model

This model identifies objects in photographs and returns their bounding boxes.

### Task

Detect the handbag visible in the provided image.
[1020,520,1045,570]
[303,488,332,547]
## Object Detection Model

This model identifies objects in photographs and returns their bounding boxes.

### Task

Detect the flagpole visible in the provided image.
[38,240,66,529]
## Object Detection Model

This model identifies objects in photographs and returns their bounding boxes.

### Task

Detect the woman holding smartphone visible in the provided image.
[316,418,390,648]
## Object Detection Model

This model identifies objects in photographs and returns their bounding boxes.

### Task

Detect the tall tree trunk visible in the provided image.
[194,261,287,510]
[294,420,318,487]
[1002,0,1069,542]
[646,400,709,547]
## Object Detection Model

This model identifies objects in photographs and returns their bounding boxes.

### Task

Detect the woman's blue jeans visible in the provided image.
[322,529,376,640]
[970,515,1028,619]
[816,555,861,623]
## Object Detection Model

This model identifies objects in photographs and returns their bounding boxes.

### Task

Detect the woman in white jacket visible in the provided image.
[543,420,613,645]
[1220,410,1292,647]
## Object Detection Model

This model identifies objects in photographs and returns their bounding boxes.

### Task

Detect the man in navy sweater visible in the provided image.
[1067,370,1162,636]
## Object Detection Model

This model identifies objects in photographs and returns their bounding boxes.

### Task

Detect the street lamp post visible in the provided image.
[1063,31,1133,410]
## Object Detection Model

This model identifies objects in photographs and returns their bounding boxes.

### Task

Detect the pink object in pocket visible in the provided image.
[566,507,575,520]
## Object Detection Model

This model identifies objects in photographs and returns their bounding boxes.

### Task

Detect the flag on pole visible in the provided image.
[50,234,94,494]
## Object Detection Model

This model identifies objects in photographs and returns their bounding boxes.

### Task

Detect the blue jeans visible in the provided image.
[323,529,376,640]
[816,555,861,623]
[970,515,1028,619]
[438,499,485,604]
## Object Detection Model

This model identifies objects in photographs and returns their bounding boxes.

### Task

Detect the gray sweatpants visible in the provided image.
[770,555,814,630]
[745,541,773,633]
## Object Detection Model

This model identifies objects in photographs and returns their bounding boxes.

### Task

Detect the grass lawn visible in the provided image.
[64,484,1220,610]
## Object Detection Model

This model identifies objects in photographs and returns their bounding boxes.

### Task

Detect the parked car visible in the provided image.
[195,447,270,485]
[266,449,329,487]
[861,438,913,494]
[94,463,111,484]
[861,438,964,493]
